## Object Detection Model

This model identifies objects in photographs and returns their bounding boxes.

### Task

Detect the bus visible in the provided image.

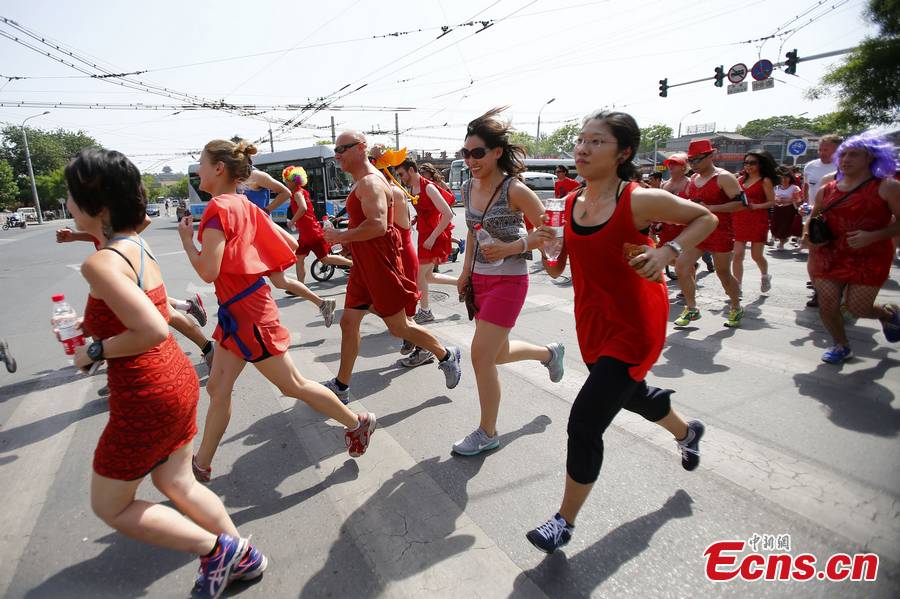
[447,158,577,203]
[187,145,354,225]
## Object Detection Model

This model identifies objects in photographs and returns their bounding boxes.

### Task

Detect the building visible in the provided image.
[665,132,757,173]
[759,128,820,165]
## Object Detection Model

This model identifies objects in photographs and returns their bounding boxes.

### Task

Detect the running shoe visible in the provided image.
[882,304,900,342]
[674,308,701,327]
[202,342,214,369]
[677,419,705,471]
[0,339,16,373]
[399,347,435,368]
[525,513,573,554]
[186,293,208,327]
[542,342,565,383]
[723,307,744,328]
[400,339,415,355]
[192,456,212,483]
[97,385,110,397]
[761,274,772,293]
[806,293,819,308]
[449,248,460,263]
[702,253,715,272]
[437,346,462,389]
[452,427,500,456]
[822,345,853,364]
[323,378,350,404]
[191,534,248,599]
[458,239,466,254]
[229,540,268,582]
[345,412,377,458]
[319,299,337,328]
[413,308,434,324]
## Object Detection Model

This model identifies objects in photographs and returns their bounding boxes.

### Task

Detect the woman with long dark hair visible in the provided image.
[525,110,717,553]
[732,149,778,293]
[451,107,565,456]
[66,148,266,597]
[771,166,803,250]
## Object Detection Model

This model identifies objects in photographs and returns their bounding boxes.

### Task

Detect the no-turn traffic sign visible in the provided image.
[728,63,748,84]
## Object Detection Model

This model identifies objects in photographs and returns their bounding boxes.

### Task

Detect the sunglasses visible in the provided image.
[743,160,759,166]
[687,152,712,164]
[334,141,361,154]
[461,147,489,159]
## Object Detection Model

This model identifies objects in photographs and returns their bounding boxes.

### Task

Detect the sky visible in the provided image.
[0,0,878,173]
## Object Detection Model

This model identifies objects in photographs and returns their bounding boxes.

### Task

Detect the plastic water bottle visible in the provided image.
[51,294,85,356]
[543,197,565,265]
[473,224,504,266]
[321,215,342,253]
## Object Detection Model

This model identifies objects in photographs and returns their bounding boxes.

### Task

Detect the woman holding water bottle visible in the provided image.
[525,110,718,554]
[451,107,565,457]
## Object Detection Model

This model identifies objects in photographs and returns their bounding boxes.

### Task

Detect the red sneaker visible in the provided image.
[345,413,377,458]
[192,455,212,483]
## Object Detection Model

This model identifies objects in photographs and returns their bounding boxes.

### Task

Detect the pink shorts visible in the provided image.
[472,273,528,328]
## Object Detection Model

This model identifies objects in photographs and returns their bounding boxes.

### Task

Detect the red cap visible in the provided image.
[51,294,64,302]
[687,139,716,158]
[663,154,687,167]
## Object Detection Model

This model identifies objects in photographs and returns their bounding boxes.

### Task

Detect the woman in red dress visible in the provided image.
[67,148,265,597]
[731,150,777,294]
[806,134,900,364]
[524,111,718,554]
[179,140,376,482]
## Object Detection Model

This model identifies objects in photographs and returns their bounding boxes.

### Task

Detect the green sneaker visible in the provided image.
[724,307,744,328]
[674,308,701,327]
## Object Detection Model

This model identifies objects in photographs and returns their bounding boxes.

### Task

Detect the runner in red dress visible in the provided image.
[731,150,777,294]
[320,131,462,403]
[524,111,717,554]
[673,139,745,328]
[179,139,376,482]
[65,147,266,597]
[806,134,900,364]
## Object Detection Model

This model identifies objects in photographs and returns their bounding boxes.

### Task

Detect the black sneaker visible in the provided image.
[806,292,819,308]
[677,420,705,471]
[0,338,16,373]
[702,253,715,273]
[526,513,573,554]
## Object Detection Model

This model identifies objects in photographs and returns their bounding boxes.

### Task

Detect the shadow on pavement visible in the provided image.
[0,397,106,455]
[510,489,694,598]
[654,328,734,378]
[0,367,85,404]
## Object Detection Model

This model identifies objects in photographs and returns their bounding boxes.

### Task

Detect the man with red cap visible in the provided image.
[673,139,746,328]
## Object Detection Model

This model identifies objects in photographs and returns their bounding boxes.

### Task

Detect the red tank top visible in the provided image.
[346,177,394,231]
[290,187,324,241]
[688,171,733,230]
[564,182,669,381]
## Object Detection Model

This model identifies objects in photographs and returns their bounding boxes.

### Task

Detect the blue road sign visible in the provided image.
[751,59,774,81]
[788,139,808,156]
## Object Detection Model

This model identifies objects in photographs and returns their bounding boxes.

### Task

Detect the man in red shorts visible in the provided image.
[674,139,745,328]
[320,131,462,402]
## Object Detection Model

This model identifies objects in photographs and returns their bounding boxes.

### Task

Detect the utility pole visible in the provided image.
[268,125,274,153]
[331,116,336,144]
[21,111,50,224]
[535,98,555,158]
[395,113,399,150]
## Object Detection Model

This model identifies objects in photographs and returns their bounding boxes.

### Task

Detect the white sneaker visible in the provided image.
[319,299,336,328]
[761,274,772,293]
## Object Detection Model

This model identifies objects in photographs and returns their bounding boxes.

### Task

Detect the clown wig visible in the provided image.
[835,134,896,180]
[282,165,308,189]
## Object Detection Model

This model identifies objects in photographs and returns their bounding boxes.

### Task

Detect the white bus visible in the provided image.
[187,145,353,224]
[447,158,578,203]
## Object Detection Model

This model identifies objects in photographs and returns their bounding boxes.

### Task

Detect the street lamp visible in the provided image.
[677,108,701,139]
[535,98,555,158]
[21,111,50,224]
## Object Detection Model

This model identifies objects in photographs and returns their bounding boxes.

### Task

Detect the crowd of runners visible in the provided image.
[2,105,896,598]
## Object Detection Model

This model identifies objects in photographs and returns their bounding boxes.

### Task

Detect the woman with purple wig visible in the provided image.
[805,134,900,364]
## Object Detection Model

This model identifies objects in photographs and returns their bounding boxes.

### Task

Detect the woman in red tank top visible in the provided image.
[805,134,900,364]
[178,139,377,482]
[524,111,718,555]
[65,148,266,596]
[731,150,777,294]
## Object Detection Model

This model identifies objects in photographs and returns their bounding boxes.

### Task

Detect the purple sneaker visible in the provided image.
[229,539,268,582]
[192,534,248,599]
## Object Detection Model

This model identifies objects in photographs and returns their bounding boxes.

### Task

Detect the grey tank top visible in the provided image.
[464,178,528,276]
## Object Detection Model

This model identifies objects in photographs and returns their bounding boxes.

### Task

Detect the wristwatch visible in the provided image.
[87,340,105,362]
[664,240,683,257]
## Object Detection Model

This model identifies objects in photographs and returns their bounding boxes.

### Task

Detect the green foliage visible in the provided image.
[314,139,333,146]
[141,174,164,202]
[0,160,18,210]
[169,176,190,199]
[544,123,579,154]
[736,116,815,138]
[34,167,67,211]
[639,124,673,152]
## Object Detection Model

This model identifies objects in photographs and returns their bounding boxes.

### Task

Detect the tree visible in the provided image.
[34,167,67,212]
[170,176,190,199]
[161,165,173,174]
[736,115,815,138]
[544,123,579,155]
[509,131,536,154]
[0,160,19,210]
[141,174,164,202]
[639,124,673,152]
[314,139,333,146]
[806,0,899,128]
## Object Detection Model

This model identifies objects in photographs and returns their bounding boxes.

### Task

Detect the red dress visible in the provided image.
[809,179,894,287]
[687,171,735,253]
[199,194,296,361]
[564,183,669,381]
[656,179,690,245]
[83,285,199,481]
[415,176,454,263]
[732,178,770,243]
[291,187,331,259]
[397,224,420,318]
[344,182,419,316]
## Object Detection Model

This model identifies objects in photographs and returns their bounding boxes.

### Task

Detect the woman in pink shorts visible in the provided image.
[452,107,566,457]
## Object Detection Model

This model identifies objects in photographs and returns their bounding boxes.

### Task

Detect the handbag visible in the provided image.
[461,176,510,320]
[807,178,872,244]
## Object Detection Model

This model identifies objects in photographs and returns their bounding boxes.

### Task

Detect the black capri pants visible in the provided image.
[567,356,673,485]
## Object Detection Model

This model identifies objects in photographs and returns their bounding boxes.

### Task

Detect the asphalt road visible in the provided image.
[0,211,898,598]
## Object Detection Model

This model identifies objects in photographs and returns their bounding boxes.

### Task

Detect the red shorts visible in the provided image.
[297,235,331,260]
[472,273,528,328]
[345,228,419,317]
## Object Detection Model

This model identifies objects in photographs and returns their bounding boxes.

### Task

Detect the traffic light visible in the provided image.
[658,78,668,98]
[714,65,725,88]
[785,49,798,75]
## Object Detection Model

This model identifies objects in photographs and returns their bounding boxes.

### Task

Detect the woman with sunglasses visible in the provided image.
[180,139,376,483]
[731,150,777,294]
[451,107,565,457]
[525,110,717,554]
[805,134,900,364]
